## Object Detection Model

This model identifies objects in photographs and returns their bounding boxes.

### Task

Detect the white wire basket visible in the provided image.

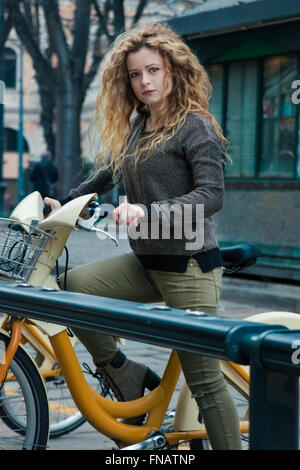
[0,218,54,282]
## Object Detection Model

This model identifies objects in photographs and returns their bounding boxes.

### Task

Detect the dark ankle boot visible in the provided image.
[96,355,161,402]
[96,353,160,426]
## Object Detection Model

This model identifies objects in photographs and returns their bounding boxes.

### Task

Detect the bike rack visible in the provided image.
[0,279,299,450]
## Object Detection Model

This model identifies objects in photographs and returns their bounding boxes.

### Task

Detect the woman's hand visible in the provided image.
[44,197,61,217]
[113,202,145,227]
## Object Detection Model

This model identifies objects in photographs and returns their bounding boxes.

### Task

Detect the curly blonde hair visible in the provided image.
[91,22,230,181]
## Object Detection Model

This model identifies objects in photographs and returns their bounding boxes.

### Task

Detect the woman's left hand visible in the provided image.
[113,202,145,227]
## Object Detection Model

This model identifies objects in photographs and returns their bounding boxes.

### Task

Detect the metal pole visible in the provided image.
[249,364,299,450]
[17,42,24,202]
[0,1,7,213]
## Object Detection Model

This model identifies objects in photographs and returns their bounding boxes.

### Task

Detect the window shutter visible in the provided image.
[226,60,258,177]
[207,64,223,127]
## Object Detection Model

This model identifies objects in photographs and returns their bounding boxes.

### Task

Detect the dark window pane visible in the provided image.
[225,60,258,177]
[207,64,224,127]
[4,128,29,152]
[4,47,16,89]
[259,55,298,178]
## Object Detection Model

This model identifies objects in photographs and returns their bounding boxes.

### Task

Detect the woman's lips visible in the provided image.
[142,90,155,95]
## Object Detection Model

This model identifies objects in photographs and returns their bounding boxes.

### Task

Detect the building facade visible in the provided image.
[168,0,300,281]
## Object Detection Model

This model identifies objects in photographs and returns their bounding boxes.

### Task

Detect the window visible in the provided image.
[207,64,224,127]
[207,53,300,181]
[4,128,29,152]
[4,47,16,89]
[225,60,258,177]
[259,55,298,178]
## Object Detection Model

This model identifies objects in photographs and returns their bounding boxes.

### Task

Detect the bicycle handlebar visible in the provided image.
[76,203,118,246]
[80,202,112,220]
[43,200,111,220]
[43,203,51,218]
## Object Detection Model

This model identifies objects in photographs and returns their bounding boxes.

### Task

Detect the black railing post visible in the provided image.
[249,364,299,450]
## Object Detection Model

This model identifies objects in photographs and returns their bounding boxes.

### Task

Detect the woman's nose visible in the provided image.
[141,73,150,85]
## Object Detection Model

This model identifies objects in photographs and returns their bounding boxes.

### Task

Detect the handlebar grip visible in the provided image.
[80,200,100,217]
[81,205,112,219]
[43,203,51,217]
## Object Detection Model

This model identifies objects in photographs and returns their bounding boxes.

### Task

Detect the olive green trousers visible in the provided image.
[64,251,242,450]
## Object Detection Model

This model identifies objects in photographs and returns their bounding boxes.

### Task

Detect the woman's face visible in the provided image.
[126,47,173,111]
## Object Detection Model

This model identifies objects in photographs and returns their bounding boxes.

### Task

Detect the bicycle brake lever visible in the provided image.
[77,207,118,245]
[77,207,102,231]
[89,225,118,246]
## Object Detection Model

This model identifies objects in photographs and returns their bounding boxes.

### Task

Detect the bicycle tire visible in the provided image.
[0,331,49,450]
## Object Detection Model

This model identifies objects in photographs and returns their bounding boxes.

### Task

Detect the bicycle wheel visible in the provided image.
[0,331,49,450]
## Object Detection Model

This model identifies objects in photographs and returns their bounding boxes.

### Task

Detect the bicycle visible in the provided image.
[0,191,299,450]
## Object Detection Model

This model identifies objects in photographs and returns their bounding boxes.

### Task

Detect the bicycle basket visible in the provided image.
[0,218,55,282]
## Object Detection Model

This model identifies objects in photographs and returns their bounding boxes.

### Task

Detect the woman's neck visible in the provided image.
[145,112,162,132]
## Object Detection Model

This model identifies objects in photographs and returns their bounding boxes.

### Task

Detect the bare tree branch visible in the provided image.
[131,0,148,27]
[0,9,13,51]
[33,0,41,46]
[5,0,53,88]
[40,0,70,68]
[92,0,114,42]
[71,0,92,79]
[83,26,105,92]
[113,0,125,35]
[38,78,55,156]
[23,0,34,33]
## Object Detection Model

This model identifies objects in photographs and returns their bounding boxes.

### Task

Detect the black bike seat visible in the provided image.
[220,243,262,270]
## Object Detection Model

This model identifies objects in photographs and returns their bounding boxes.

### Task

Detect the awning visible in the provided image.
[167,0,300,38]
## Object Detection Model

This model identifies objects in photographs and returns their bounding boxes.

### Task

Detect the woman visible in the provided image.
[46,22,242,450]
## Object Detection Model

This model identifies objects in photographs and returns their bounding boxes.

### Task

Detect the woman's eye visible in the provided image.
[129,72,139,79]
[149,67,159,73]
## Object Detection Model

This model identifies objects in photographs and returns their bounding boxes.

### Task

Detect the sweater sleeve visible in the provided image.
[66,166,117,201]
[149,115,224,223]
[62,115,144,204]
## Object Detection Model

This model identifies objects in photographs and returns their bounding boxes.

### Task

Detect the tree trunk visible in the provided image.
[55,77,83,198]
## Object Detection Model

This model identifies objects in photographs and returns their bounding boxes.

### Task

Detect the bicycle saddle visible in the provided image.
[220,243,262,271]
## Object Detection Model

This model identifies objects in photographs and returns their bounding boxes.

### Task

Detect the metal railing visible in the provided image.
[0,279,299,450]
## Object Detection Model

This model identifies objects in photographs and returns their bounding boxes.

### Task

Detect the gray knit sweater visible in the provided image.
[69,113,224,256]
